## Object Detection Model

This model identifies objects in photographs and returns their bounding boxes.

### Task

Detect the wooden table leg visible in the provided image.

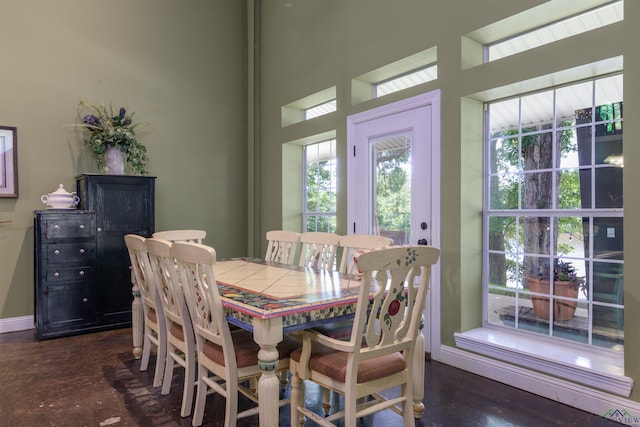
[254,318,284,427]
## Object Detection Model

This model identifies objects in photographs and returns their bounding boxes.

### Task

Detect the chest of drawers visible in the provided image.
[34,210,97,339]
[34,175,156,339]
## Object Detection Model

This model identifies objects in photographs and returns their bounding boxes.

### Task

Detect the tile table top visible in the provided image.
[215,258,363,328]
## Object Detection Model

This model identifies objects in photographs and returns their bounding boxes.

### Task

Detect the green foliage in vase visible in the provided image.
[76,100,149,175]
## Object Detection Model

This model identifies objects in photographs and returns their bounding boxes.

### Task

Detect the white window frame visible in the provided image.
[456,71,632,398]
[302,139,337,232]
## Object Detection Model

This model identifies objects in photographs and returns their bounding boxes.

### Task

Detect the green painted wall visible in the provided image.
[0,0,247,319]
[2,0,640,407]
[257,0,640,403]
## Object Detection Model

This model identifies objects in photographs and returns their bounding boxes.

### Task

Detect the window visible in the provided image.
[351,46,437,104]
[487,1,623,62]
[463,1,623,70]
[304,99,337,120]
[484,74,623,350]
[303,139,337,232]
[373,64,438,98]
[281,86,336,127]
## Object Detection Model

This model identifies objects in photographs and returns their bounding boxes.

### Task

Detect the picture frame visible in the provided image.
[0,126,18,198]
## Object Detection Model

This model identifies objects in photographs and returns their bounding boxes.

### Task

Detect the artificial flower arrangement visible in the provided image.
[76,100,148,175]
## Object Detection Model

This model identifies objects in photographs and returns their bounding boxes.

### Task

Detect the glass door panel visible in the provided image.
[370,132,412,245]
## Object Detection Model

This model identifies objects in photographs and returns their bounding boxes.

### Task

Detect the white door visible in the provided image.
[347,90,441,355]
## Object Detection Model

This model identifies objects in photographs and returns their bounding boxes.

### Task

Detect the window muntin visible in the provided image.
[487,1,623,62]
[303,139,337,232]
[485,74,623,350]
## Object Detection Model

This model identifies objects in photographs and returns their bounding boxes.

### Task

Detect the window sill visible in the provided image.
[454,327,633,397]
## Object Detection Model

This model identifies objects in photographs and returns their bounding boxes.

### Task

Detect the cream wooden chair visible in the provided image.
[289,245,440,427]
[314,233,394,413]
[145,238,196,418]
[265,230,300,265]
[153,229,206,244]
[124,234,167,388]
[171,241,299,427]
[298,231,340,270]
[338,234,394,274]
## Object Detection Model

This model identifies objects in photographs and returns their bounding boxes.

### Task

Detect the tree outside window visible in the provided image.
[485,75,624,349]
[304,139,336,232]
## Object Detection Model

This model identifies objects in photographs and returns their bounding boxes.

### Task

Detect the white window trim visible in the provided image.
[302,139,337,233]
[454,326,632,397]
[463,60,630,399]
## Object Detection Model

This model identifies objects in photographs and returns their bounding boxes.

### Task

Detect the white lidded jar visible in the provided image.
[41,184,80,209]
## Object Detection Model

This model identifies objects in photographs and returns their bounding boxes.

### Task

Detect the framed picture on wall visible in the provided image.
[0,126,18,198]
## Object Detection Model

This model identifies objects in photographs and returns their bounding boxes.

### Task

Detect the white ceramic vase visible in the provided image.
[104,145,125,175]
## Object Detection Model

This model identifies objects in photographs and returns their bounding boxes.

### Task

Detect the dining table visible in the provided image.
[131,257,427,426]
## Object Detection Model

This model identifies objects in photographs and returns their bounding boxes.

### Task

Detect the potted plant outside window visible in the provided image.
[526,260,585,321]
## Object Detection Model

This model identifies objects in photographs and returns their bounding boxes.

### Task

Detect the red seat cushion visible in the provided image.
[291,346,406,383]
[169,322,185,341]
[146,308,157,324]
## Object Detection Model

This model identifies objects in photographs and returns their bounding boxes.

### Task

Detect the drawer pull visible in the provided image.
[79,248,85,254]
[83,298,88,303]
[97,227,102,233]
[54,249,61,255]
[79,224,85,230]
[53,224,60,230]
[79,270,85,276]
[54,272,60,277]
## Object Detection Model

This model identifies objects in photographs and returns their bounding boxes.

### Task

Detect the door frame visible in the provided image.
[346,90,441,357]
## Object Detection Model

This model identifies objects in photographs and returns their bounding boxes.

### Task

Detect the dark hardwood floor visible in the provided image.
[0,327,623,426]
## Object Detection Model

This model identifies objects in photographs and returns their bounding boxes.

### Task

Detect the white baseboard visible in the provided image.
[439,345,640,426]
[0,315,34,334]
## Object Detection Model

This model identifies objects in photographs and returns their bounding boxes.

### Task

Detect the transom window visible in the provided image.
[484,74,623,350]
[486,0,623,62]
[303,139,337,232]
[373,64,438,98]
[303,100,337,121]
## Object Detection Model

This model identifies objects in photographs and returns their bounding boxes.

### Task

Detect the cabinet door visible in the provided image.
[37,268,96,338]
[42,281,96,333]
[77,175,155,327]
